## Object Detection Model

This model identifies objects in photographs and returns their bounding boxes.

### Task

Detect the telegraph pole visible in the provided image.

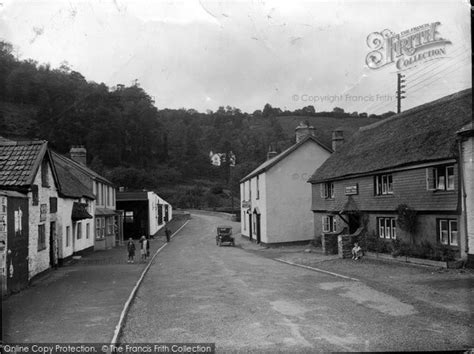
[396,73,406,114]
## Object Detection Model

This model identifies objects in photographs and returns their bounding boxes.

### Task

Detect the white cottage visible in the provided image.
[65,146,118,250]
[0,140,60,280]
[51,152,95,263]
[240,124,332,245]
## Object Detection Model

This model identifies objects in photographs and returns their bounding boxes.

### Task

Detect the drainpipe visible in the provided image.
[458,138,469,258]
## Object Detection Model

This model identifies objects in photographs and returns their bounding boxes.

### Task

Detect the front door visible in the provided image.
[256,214,261,244]
[49,221,56,267]
[7,201,29,293]
[248,213,253,240]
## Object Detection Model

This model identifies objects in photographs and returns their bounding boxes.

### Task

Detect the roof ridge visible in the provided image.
[240,135,331,183]
[360,88,472,132]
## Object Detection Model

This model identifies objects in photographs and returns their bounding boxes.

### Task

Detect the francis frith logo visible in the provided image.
[366,22,451,71]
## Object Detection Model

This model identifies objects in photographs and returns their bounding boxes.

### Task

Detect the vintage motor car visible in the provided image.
[216,225,234,246]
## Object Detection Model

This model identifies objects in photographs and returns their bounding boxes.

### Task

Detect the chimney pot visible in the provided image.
[70,145,87,165]
[266,144,278,160]
[332,130,344,152]
[295,122,315,143]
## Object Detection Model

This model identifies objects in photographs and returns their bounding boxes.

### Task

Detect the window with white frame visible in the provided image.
[96,217,105,239]
[320,182,335,199]
[86,223,90,239]
[438,219,458,246]
[66,226,70,247]
[322,215,337,233]
[378,217,396,239]
[77,222,82,239]
[101,184,106,206]
[38,224,46,250]
[426,165,455,191]
[256,176,260,200]
[375,174,393,195]
[106,217,114,235]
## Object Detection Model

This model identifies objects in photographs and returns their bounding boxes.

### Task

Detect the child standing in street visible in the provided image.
[140,235,148,262]
[127,238,136,263]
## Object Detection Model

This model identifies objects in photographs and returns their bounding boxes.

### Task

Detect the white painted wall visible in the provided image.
[265,141,331,243]
[28,161,58,279]
[57,198,95,260]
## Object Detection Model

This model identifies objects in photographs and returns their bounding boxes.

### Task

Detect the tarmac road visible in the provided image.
[120,213,473,352]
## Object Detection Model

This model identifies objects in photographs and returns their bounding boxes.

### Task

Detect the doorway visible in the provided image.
[348,213,361,234]
[255,213,261,244]
[49,221,56,268]
[248,212,252,241]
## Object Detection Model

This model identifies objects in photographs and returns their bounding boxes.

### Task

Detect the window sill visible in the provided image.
[374,194,394,198]
[432,190,456,194]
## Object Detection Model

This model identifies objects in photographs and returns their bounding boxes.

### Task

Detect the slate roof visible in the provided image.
[308,89,472,183]
[51,152,95,200]
[0,140,49,187]
[52,151,113,187]
[240,135,332,183]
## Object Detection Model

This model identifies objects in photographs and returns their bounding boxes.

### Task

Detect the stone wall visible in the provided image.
[322,232,338,255]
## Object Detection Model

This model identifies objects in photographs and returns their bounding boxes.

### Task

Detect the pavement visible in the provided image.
[2,210,473,351]
[1,215,190,343]
[237,235,474,316]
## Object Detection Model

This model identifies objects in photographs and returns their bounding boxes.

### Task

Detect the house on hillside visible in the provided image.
[209,151,236,167]
[308,89,472,261]
[116,190,172,239]
[54,146,120,250]
[51,151,95,263]
[0,140,60,287]
[240,123,332,245]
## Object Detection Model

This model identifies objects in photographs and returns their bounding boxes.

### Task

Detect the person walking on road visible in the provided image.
[140,235,148,262]
[165,227,171,242]
[127,238,136,263]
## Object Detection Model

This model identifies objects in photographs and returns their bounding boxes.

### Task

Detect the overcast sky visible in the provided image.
[0,0,471,114]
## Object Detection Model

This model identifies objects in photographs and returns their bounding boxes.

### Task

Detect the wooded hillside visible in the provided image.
[0,40,392,208]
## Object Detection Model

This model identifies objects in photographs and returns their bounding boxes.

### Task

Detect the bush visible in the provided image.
[434,244,456,261]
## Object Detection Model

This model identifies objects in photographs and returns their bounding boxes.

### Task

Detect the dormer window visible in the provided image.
[320,182,334,199]
[426,165,455,191]
[375,174,393,195]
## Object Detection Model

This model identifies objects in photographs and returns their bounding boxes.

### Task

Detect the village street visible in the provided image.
[121,212,473,352]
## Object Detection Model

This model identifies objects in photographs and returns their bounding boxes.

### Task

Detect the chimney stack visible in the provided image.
[332,130,344,152]
[70,145,87,165]
[295,122,316,143]
[267,144,278,160]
